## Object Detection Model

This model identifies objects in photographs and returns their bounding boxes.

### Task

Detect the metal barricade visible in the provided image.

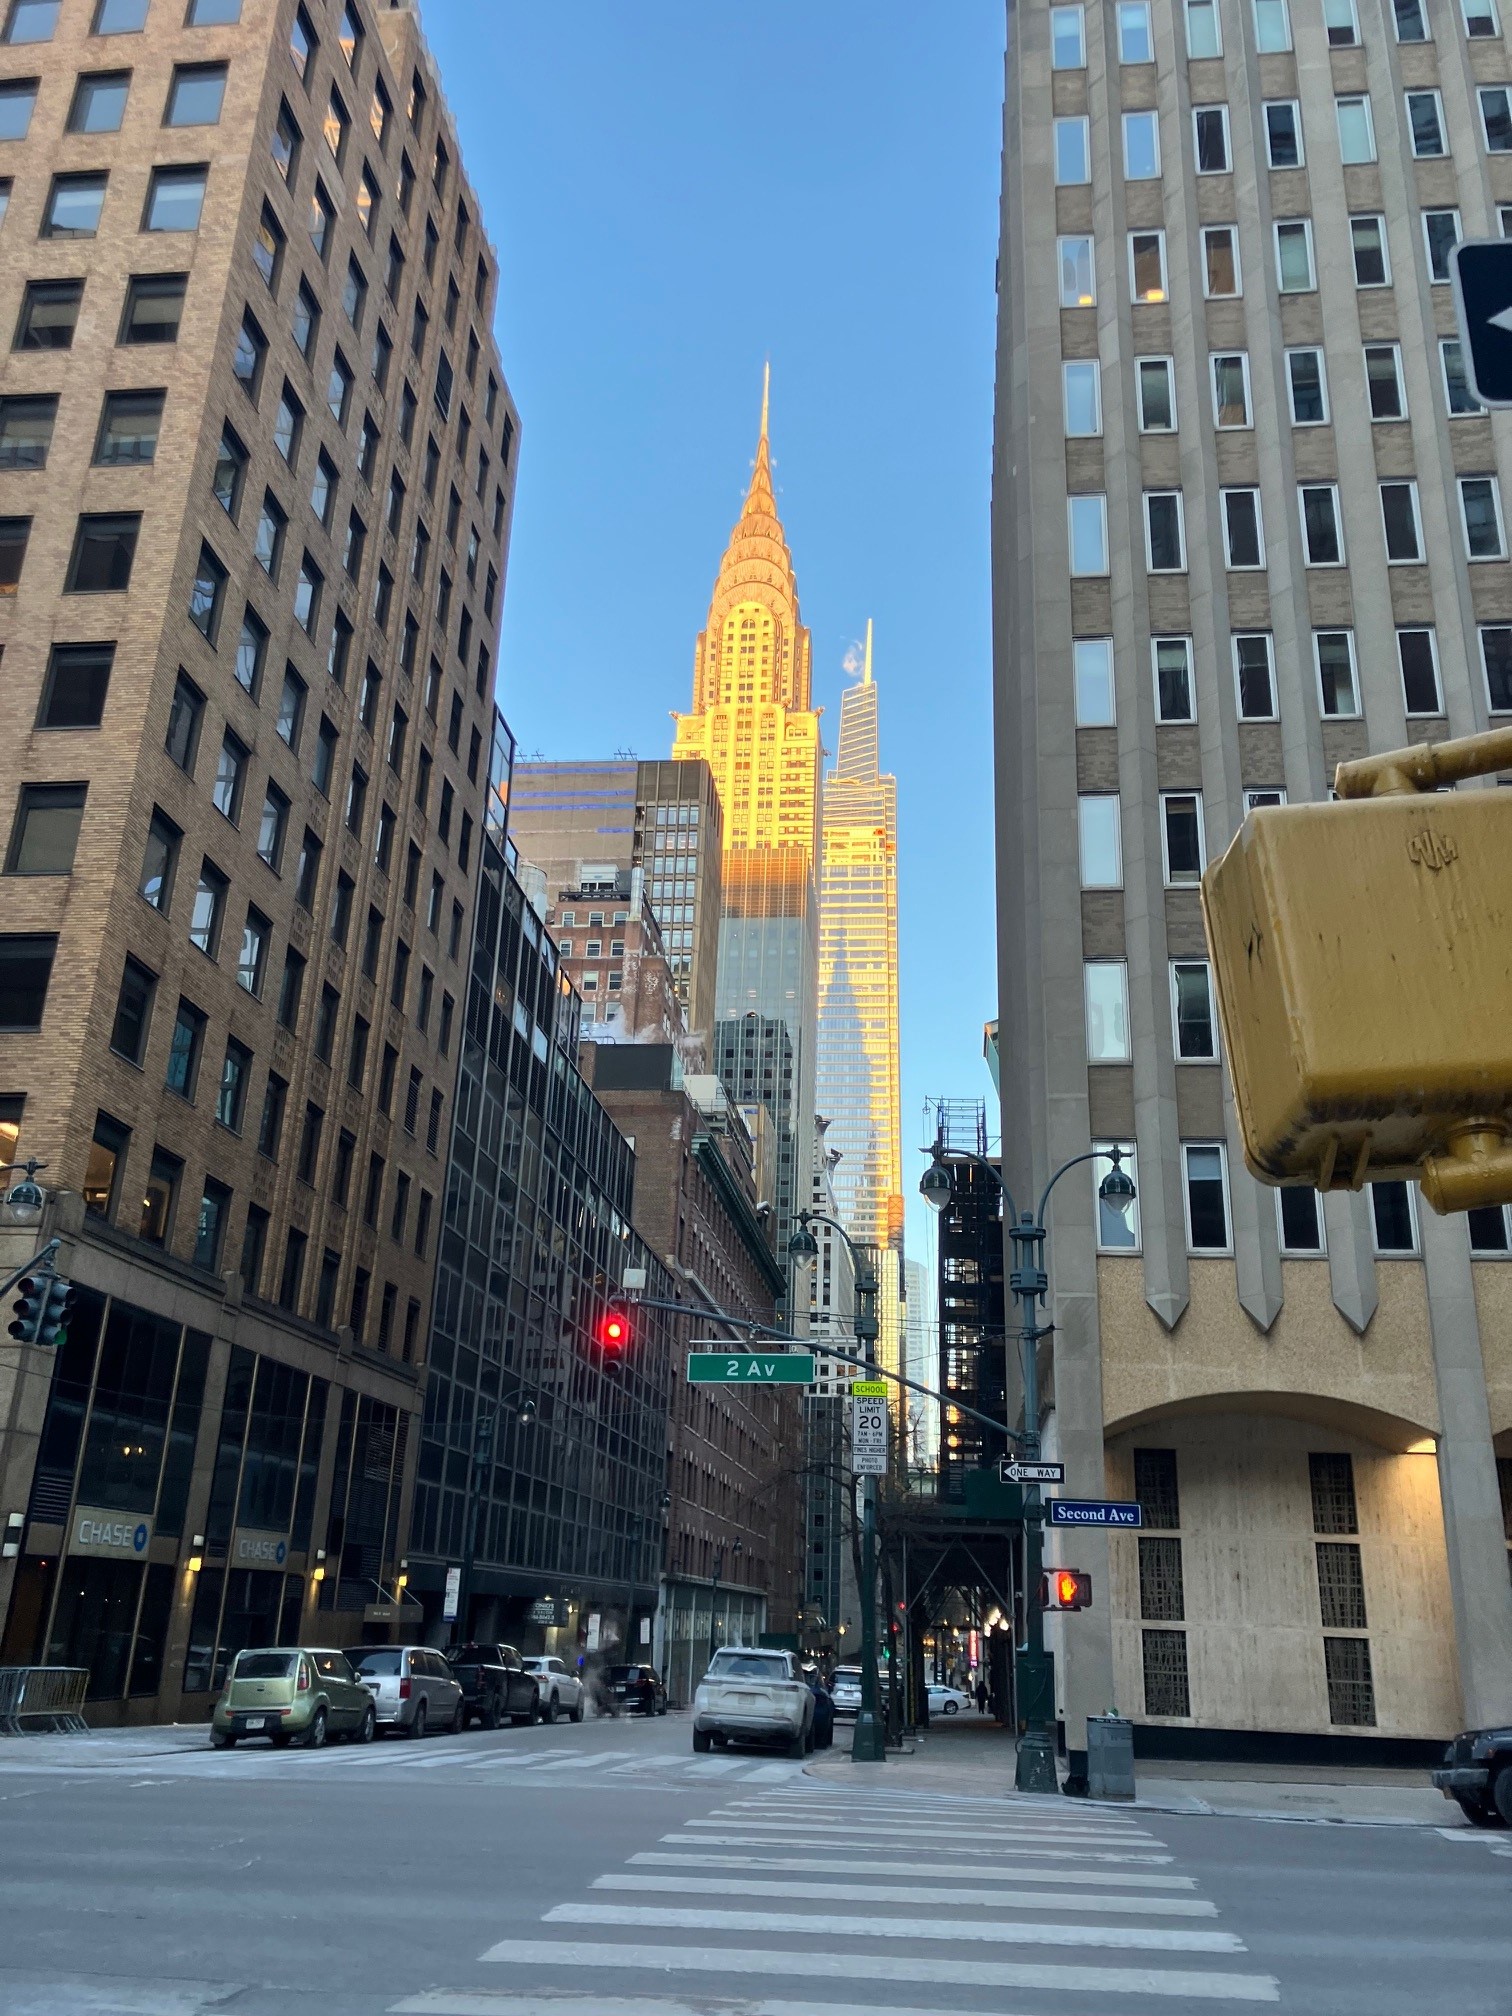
[0,1666,91,1735]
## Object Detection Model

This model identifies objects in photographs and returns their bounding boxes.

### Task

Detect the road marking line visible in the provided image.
[527,1751,636,1771]
[659,1830,1174,1863]
[682,1817,1156,1846]
[544,1903,1243,1954]
[473,1937,1280,2001]
[594,1873,1218,1917]
[630,1849,1196,1888]
[395,1997,1211,2016]
[716,1802,1147,1833]
[741,1762,804,1781]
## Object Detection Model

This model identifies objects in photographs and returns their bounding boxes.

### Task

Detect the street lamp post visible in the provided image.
[789,1209,885,1765]
[920,1134,1135,1796]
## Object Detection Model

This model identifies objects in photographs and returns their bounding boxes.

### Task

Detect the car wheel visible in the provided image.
[482,1692,501,1731]
[692,1728,712,1753]
[802,1723,815,1756]
[658,1699,667,1716]
[543,1691,558,1724]
[529,1687,542,1725]
[210,1731,234,1749]
[943,1700,960,1715]
[788,1732,806,1760]
[358,1705,376,1745]
[571,1694,585,1723]
[1453,1792,1504,1828]
[450,1698,466,1735]
[409,1699,428,1741]
[303,1708,327,1750]
[1491,1767,1512,1827]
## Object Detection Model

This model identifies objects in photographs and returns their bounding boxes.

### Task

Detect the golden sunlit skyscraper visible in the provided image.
[673,375,820,1247]
[816,623,904,1385]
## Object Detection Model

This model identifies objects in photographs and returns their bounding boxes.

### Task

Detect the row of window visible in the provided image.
[1,0,240,39]
[0,58,230,142]
[1064,468,1510,580]
[1092,1136,1438,1262]
[1072,625,1512,727]
[1051,0,1499,68]
[1084,955,1221,1064]
[0,159,213,236]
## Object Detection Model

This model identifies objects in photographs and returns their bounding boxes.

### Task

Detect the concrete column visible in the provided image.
[1420,1207,1512,1728]
[1325,1190,1378,1336]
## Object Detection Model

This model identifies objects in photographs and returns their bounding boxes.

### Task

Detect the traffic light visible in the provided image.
[39,1273,73,1349]
[595,1304,631,1374]
[1040,1568,1092,1612]
[8,1273,46,1345]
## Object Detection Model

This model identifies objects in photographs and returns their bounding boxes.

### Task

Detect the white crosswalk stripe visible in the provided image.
[390,1777,1284,2012]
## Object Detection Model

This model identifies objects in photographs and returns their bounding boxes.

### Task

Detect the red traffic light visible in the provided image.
[1040,1568,1092,1612]
[596,1307,630,1353]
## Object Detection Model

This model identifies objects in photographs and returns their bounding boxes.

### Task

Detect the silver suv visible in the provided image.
[349,1645,464,1737]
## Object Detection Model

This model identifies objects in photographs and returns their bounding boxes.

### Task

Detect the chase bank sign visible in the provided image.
[231,1530,289,1568]
[70,1508,151,1560]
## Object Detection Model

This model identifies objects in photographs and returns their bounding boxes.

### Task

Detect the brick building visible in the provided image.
[0,0,515,1719]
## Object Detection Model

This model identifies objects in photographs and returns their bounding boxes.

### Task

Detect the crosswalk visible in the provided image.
[388,1779,1282,2014]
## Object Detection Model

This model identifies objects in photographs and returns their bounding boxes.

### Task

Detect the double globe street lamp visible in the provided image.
[920,1134,1135,1794]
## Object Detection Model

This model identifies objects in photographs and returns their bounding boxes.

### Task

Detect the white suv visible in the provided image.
[693,1647,814,1757]
[522,1655,585,1723]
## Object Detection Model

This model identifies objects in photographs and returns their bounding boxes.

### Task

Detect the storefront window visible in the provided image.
[183,1565,223,1692]
[155,1329,209,1537]
[47,1558,142,1700]
[127,1563,175,1695]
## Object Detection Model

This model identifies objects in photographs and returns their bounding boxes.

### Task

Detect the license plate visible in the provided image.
[243,1717,266,1731]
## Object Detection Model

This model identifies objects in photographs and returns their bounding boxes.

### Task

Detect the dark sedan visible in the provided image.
[606,1663,667,1715]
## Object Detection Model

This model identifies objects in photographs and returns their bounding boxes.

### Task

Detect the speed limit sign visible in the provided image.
[851,1380,889,1476]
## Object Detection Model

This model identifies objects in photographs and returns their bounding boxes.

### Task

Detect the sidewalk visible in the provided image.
[805,1715,1461,1828]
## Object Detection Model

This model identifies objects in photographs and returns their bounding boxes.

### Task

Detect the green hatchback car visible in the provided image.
[211,1647,376,1749]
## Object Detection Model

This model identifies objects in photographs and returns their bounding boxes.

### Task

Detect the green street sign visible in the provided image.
[687,1351,816,1385]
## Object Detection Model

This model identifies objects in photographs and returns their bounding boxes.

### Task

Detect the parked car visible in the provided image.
[349,1644,464,1738]
[692,1647,814,1756]
[1432,1724,1512,1827]
[211,1647,375,1750]
[446,1642,540,1729]
[605,1663,668,1716]
[928,1683,971,1716]
[522,1654,585,1723]
[830,1666,863,1717]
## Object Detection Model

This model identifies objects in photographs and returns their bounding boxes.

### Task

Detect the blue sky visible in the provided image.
[423,1,1006,1258]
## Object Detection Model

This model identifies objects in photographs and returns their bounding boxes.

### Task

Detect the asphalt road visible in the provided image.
[0,1709,1506,2016]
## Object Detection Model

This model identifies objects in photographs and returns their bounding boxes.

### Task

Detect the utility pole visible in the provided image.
[453,1404,495,1641]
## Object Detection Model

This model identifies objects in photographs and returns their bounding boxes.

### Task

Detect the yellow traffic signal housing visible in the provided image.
[1202,725,1512,1216]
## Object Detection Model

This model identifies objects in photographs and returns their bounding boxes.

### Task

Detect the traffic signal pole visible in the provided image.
[1008,1213,1058,1797]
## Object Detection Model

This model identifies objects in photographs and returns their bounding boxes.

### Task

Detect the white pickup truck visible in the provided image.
[692,1647,814,1757]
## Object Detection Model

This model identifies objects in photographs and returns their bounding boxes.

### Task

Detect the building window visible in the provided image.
[1193,104,1229,173]
[139,1145,181,1245]
[231,311,266,401]
[83,1112,129,1220]
[1399,630,1443,715]
[1278,1187,1325,1253]
[1122,110,1160,180]
[1468,1203,1511,1252]
[1185,0,1220,52]
[1275,219,1316,292]
[1053,116,1089,185]
[1145,492,1185,572]
[1152,636,1194,722]
[1233,634,1276,719]
[1183,1142,1230,1252]
[1201,225,1239,298]
[258,1073,286,1159]
[1050,4,1085,66]
[1370,1180,1418,1254]
[1136,356,1174,431]
[1171,961,1217,1060]
[1423,209,1461,284]
[1073,638,1114,726]
[1222,488,1264,569]
[1350,215,1390,286]
[1407,89,1446,157]
[14,277,83,349]
[188,860,227,958]
[1118,0,1153,58]
[1459,475,1507,559]
[1084,961,1131,1063]
[1264,100,1302,171]
[1392,0,1428,35]
[1253,0,1292,50]
[65,512,139,593]
[0,77,37,143]
[120,271,186,344]
[1062,360,1101,437]
[1479,627,1512,712]
[1093,1141,1140,1251]
[0,513,26,592]
[1363,343,1406,422]
[278,1229,306,1313]
[1058,235,1094,308]
[1142,1631,1190,1718]
[1285,348,1327,425]
[1464,0,1501,36]
[1161,792,1204,884]
[1068,494,1108,576]
[1379,481,1422,562]
[1299,485,1344,566]
[215,1038,251,1132]
[211,730,246,823]
[164,671,203,770]
[1140,1535,1185,1622]
[138,809,179,910]
[1335,95,1376,164]
[1078,794,1122,889]
[1210,353,1251,428]
[144,164,208,232]
[110,954,156,1063]
[1129,230,1167,303]
[44,172,108,238]
[0,393,58,469]
[1442,340,1482,417]
[1315,631,1360,718]
[165,61,226,126]
[236,906,270,996]
[1323,1635,1376,1727]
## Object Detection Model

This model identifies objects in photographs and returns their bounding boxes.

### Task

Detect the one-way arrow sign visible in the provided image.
[1451,240,1512,407]
[999,1460,1065,1484]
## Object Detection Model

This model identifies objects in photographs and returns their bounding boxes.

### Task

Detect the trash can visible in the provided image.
[1086,1714,1135,1801]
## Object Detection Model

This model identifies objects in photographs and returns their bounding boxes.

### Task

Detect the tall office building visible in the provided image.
[995,0,1512,1772]
[0,0,515,1720]
[674,376,821,1249]
[815,620,904,1383]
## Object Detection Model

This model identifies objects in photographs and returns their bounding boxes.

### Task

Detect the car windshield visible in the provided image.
[233,1651,297,1679]
[352,1649,402,1675]
[708,1653,785,1679]
[447,1646,491,1663]
[607,1665,644,1681]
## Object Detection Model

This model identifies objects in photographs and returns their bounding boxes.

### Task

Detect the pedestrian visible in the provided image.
[975,1679,988,1714]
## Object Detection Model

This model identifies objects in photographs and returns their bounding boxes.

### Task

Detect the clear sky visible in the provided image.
[422,0,1006,1259]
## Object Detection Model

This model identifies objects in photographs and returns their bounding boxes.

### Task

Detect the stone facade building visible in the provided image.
[0,0,514,1718]
[993,0,1512,1768]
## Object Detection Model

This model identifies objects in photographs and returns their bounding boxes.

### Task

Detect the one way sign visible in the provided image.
[1451,240,1512,407]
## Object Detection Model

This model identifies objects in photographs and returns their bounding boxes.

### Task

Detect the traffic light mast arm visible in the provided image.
[0,1239,59,1308]
[623,1290,1024,1449]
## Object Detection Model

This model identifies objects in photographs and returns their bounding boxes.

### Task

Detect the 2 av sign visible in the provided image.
[686,1351,816,1385]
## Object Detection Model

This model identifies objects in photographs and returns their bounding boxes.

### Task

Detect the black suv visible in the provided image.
[606,1663,668,1715]
[446,1643,540,1730]
[1432,1725,1512,1827]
